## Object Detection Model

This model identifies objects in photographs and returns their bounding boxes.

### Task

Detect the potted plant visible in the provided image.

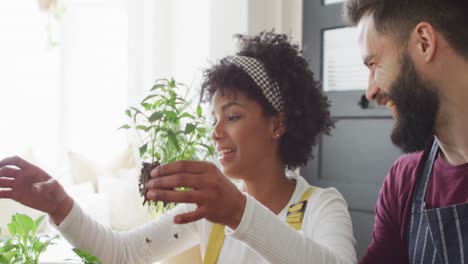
[120,78,214,211]
[0,213,58,264]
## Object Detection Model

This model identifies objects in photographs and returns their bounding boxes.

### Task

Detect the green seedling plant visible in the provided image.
[0,213,58,264]
[120,77,215,211]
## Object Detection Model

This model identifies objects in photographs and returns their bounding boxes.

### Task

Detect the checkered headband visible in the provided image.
[225,55,285,112]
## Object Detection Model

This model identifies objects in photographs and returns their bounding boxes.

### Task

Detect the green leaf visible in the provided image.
[184,123,196,134]
[180,112,195,120]
[139,143,148,158]
[72,248,102,264]
[32,239,42,253]
[196,105,202,117]
[142,103,152,111]
[118,124,131,130]
[168,90,177,100]
[164,111,177,120]
[167,130,180,151]
[0,250,17,263]
[196,127,207,134]
[154,78,169,83]
[130,106,146,122]
[129,106,143,115]
[32,215,45,235]
[136,125,150,132]
[125,109,131,118]
[167,103,181,113]
[168,78,176,88]
[150,84,166,91]
[148,111,164,122]
[36,235,58,254]
[141,94,158,103]
[153,99,163,109]
[7,222,17,236]
[14,214,34,246]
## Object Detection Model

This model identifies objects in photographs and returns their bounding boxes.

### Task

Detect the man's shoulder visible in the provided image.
[392,151,425,174]
[382,151,425,197]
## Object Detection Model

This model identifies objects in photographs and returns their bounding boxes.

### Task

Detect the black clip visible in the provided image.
[287,200,308,216]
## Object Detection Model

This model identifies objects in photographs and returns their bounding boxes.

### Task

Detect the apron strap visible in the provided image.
[412,139,439,210]
[203,186,317,264]
[407,138,439,261]
[203,223,226,264]
[287,186,316,230]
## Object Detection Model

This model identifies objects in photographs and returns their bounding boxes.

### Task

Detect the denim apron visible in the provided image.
[408,140,468,263]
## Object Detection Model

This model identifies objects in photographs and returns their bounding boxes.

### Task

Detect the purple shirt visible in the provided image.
[361,147,468,264]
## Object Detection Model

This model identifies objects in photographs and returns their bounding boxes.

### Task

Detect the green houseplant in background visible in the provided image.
[0,213,58,264]
[120,78,215,211]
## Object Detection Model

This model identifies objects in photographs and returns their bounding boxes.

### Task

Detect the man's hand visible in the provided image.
[146,160,246,229]
[0,156,73,225]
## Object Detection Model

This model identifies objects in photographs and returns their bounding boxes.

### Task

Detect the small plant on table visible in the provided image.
[0,213,58,264]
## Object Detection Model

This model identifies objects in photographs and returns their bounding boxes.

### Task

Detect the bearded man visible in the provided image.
[344,1,468,263]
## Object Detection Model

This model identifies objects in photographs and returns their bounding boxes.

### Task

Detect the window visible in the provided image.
[0,0,213,173]
[323,0,345,5]
[0,2,61,170]
[61,0,129,163]
[322,27,368,92]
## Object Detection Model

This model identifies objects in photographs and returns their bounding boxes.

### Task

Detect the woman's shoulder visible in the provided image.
[293,173,345,201]
[309,187,347,206]
[292,174,348,212]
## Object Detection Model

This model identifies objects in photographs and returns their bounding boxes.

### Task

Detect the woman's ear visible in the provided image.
[272,112,286,140]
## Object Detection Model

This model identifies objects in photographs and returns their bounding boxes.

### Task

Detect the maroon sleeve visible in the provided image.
[360,153,423,264]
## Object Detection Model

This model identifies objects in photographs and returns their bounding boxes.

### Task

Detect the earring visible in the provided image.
[274,133,280,139]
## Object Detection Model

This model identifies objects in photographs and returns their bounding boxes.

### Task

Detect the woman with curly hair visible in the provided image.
[0,32,356,264]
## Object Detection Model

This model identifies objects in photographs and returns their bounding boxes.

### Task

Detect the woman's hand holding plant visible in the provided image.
[145,160,246,229]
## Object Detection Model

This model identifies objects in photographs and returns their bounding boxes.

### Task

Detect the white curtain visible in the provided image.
[60,0,129,165]
[0,1,61,173]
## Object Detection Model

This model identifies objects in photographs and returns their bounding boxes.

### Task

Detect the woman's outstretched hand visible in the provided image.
[0,156,73,225]
[146,160,246,229]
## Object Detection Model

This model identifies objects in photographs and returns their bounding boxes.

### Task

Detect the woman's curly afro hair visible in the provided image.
[201,31,334,169]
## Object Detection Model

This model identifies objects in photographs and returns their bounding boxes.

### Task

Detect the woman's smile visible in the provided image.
[217,147,237,163]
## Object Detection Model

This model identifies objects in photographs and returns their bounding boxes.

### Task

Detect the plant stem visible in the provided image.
[151,123,156,163]
[181,131,195,160]
[152,117,163,163]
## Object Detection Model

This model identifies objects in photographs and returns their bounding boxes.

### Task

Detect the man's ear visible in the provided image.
[411,22,437,63]
[271,112,286,140]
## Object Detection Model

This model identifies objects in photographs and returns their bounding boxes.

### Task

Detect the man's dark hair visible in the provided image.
[343,0,468,59]
[201,31,334,169]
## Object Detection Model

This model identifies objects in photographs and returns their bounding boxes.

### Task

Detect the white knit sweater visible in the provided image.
[54,173,356,264]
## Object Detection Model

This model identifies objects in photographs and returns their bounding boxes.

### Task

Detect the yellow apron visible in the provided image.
[203,186,317,264]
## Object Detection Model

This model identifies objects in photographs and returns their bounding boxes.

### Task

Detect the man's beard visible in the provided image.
[387,53,439,153]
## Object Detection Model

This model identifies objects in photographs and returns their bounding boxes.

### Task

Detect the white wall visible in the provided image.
[208,0,303,63]
[208,0,249,61]
[248,0,303,46]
